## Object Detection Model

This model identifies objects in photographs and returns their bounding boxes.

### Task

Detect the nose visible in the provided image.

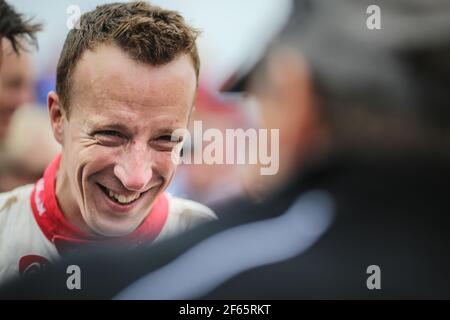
[113,144,153,192]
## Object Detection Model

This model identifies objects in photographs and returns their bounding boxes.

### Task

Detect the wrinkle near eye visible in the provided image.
[81,137,100,147]
[77,128,101,147]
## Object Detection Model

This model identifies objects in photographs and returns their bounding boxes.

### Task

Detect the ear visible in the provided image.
[48,91,65,146]
[267,48,314,124]
[265,48,327,166]
[0,40,3,69]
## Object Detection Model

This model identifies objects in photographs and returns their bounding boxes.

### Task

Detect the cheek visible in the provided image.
[70,146,119,186]
[153,152,177,181]
[84,149,120,175]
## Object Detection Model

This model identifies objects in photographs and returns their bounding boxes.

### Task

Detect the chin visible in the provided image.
[90,220,137,237]
[83,208,139,237]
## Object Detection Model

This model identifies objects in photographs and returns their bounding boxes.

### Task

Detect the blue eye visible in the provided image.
[150,134,180,152]
[158,135,173,141]
[94,130,127,147]
[98,130,125,138]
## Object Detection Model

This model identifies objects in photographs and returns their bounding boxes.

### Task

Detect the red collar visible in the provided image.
[30,155,168,255]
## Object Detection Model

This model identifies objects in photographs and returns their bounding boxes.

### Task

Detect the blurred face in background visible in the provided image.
[48,44,196,237]
[0,105,60,193]
[0,39,35,141]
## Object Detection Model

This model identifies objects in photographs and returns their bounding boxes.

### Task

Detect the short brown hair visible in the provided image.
[0,0,41,53]
[56,1,200,114]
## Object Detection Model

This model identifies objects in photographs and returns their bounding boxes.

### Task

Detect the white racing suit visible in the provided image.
[0,155,216,286]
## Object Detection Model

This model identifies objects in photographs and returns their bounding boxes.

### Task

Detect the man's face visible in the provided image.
[51,44,196,237]
[0,39,35,140]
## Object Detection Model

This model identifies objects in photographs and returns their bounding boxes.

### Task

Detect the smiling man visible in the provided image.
[0,1,215,284]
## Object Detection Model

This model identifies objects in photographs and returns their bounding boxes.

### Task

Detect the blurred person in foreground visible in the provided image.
[0,1,216,286]
[3,0,450,299]
[0,0,41,142]
[169,85,250,208]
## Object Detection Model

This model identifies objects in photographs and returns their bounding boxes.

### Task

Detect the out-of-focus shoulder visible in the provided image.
[153,194,217,242]
[167,194,217,222]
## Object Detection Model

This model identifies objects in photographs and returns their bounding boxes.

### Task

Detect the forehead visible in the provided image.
[69,44,196,120]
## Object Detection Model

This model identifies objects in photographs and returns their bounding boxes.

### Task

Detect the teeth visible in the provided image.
[107,189,140,204]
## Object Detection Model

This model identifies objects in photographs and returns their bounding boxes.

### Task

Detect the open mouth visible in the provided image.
[97,183,143,205]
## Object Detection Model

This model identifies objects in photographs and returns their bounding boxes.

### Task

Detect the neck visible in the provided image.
[55,155,93,235]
